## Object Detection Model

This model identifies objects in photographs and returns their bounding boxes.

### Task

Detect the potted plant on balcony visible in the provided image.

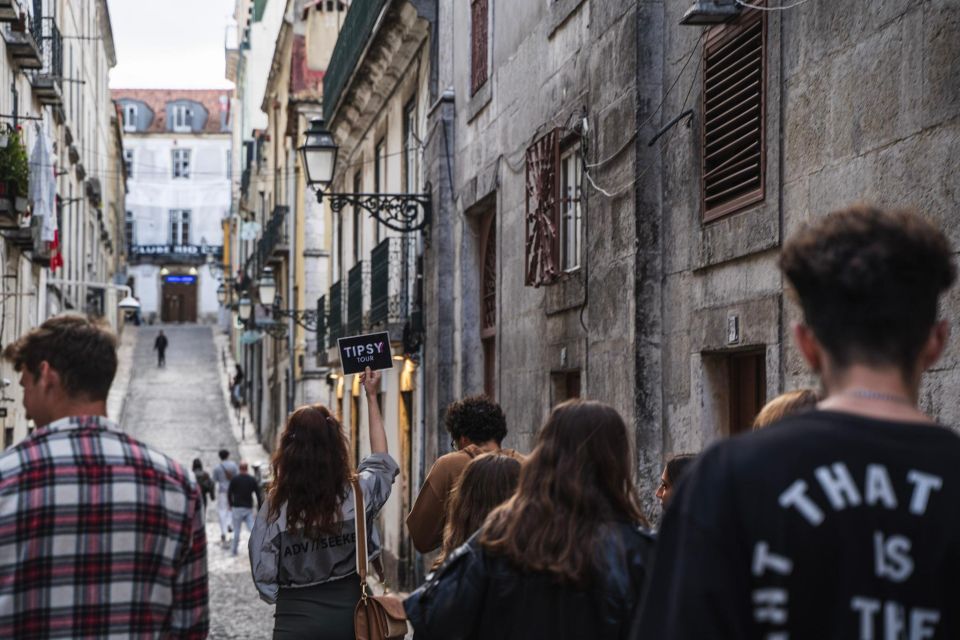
[0,129,28,215]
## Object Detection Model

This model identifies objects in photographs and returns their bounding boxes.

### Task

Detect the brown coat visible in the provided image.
[406,444,523,553]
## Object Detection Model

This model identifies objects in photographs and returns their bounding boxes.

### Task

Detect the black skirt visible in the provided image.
[273,574,361,640]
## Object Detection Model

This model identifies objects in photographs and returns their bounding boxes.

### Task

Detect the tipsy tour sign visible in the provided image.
[337,332,393,375]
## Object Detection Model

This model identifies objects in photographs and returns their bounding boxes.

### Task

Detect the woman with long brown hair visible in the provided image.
[433,453,522,569]
[405,399,654,639]
[249,368,399,639]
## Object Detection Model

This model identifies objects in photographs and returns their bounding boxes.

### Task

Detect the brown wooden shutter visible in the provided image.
[701,6,766,222]
[470,0,489,96]
[525,129,561,287]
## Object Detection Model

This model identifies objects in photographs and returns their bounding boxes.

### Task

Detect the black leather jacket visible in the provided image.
[404,522,655,640]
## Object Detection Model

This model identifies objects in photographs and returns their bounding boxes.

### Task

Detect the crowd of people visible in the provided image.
[0,203,956,639]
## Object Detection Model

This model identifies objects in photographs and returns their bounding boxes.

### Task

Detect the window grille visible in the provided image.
[470,0,488,96]
[525,128,561,287]
[172,149,191,179]
[701,7,766,222]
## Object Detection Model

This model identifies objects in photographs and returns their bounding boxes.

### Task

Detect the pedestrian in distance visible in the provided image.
[193,457,216,508]
[655,453,697,511]
[154,329,168,367]
[633,205,960,639]
[752,387,821,430]
[213,448,239,545]
[433,452,522,569]
[405,399,654,640]
[0,315,208,637]
[407,395,523,554]
[228,461,263,556]
[231,363,244,409]
[249,367,399,640]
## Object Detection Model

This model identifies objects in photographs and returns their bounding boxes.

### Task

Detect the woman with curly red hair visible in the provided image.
[249,368,398,639]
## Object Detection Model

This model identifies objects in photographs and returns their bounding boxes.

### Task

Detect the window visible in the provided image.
[123,104,137,132]
[172,148,191,179]
[559,145,582,272]
[352,171,362,263]
[524,128,561,287]
[171,104,194,132]
[374,139,385,245]
[403,99,418,194]
[169,210,191,245]
[125,210,135,248]
[701,7,766,222]
[470,0,489,95]
[123,149,134,179]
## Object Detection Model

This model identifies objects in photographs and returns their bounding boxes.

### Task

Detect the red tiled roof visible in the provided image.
[109,88,232,134]
[290,35,324,98]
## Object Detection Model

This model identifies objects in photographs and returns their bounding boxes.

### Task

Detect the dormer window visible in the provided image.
[171,105,194,132]
[123,104,138,132]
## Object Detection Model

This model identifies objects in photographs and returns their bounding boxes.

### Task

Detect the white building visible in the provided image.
[112,89,231,323]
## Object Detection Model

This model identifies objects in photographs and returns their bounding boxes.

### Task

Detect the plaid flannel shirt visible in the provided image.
[0,415,209,639]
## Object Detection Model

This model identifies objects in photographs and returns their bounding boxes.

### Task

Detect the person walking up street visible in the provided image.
[407,396,524,554]
[633,205,960,639]
[213,449,239,545]
[154,329,168,368]
[228,462,262,556]
[0,316,208,637]
[249,367,399,640]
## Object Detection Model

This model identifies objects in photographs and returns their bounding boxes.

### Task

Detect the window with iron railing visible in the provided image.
[701,6,766,222]
[470,0,489,96]
[317,294,327,349]
[525,128,560,287]
[369,237,411,327]
[328,280,343,347]
[347,261,367,335]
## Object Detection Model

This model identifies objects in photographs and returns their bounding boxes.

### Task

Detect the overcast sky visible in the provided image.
[107,0,236,89]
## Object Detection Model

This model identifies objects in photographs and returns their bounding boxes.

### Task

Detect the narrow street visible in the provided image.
[119,325,275,639]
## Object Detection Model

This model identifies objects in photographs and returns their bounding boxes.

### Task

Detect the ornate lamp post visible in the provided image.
[298,118,431,235]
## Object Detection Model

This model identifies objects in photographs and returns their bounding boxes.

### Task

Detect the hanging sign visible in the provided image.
[337,332,393,375]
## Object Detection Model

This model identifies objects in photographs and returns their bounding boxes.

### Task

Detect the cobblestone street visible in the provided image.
[119,325,275,638]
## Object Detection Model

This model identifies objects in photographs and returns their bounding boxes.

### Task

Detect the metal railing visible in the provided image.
[36,17,60,79]
[316,294,327,348]
[369,236,412,327]
[328,280,343,348]
[347,261,368,335]
[257,205,289,266]
[323,0,388,123]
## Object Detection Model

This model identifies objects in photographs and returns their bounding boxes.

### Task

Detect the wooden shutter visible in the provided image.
[701,7,766,222]
[525,129,561,287]
[470,0,488,96]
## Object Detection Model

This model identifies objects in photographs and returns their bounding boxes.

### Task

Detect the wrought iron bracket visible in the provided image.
[256,321,288,340]
[272,307,320,331]
[317,182,432,235]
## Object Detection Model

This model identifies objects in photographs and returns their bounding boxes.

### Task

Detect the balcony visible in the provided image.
[29,17,61,105]
[347,261,369,335]
[0,1,19,22]
[257,205,289,266]
[328,280,344,348]
[369,236,413,332]
[3,12,42,70]
[322,0,388,123]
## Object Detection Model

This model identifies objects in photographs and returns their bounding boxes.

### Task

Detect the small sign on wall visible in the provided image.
[337,332,393,375]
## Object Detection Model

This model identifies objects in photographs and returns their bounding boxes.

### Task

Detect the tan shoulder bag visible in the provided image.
[350,476,408,640]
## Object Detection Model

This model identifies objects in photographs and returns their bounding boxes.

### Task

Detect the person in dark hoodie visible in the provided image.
[406,396,524,554]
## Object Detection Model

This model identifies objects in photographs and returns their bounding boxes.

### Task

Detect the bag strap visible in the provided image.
[350,475,368,585]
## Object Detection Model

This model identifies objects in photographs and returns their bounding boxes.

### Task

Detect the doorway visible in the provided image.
[161,275,198,323]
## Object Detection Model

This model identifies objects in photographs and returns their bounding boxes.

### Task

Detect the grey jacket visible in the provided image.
[249,452,399,603]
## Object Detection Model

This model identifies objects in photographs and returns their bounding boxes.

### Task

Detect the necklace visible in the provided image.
[843,388,913,406]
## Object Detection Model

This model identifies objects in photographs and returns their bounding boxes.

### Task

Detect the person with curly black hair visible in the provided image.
[407,396,523,553]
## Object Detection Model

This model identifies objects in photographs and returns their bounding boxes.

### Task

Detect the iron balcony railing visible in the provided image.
[369,236,413,327]
[328,280,344,348]
[257,205,289,266]
[323,0,388,123]
[347,261,369,335]
[3,8,43,69]
[30,17,61,104]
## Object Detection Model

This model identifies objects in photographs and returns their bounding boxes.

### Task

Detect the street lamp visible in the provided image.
[258,267,277,306]
[216,283,227,306]
[299,118,432,235]
[679,0,740,25]
[237,295,252,322]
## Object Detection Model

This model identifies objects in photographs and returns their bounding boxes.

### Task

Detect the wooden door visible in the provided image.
[728,351,766,435]
[161,281,198,323]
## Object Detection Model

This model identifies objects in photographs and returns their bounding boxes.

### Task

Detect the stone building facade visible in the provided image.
[638,0,960,506]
